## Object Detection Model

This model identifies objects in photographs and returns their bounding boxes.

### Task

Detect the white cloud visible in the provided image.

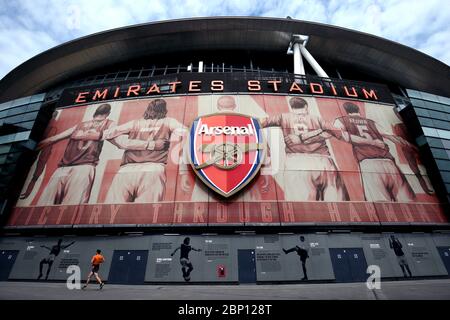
[0,0,448,80]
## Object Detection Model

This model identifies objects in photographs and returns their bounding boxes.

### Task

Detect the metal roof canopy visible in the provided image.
[0,16,449,103]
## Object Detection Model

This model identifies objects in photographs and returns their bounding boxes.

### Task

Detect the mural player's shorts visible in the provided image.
[105,162,166,203]
[282,154,342,201]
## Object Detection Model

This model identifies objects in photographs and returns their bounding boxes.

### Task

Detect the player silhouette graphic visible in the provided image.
[171,237,202,282]
[283,236,310,281]
[38,239,75,280]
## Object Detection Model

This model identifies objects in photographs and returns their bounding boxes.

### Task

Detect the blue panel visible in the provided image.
[238,249,256,283]
[437,247,450,275]
[0,250,19,281]
[108,250,148,285]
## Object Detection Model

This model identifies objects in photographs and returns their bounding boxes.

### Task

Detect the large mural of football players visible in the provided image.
[392,109,434,195]
[333,102,415,202]
[261,97,349,201]
[34,104,114,205]
[9,94,447,227]
[102,98,186,203]
[20,111,59,200]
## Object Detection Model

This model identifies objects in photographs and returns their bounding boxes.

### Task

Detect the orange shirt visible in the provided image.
[92,254,105,266]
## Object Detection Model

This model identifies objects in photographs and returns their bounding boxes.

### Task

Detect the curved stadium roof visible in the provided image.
[0,16,449,103]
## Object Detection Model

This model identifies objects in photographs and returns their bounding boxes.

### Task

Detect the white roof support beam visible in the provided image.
[288,34,329,78]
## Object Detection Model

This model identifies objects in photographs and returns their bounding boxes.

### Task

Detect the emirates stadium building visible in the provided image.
[0,17,449,284]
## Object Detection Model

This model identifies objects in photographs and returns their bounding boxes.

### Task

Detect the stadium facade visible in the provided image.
[0,17,449,284]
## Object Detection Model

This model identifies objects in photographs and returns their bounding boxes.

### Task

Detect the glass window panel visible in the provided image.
[422,127,439,137]
[0,145,11,154]
[431,148,449,159]
[414,108,430,117]
[406,89,422,99]
[14,131,30,141]
[29,93,45,103]
[11,96,31,108]
[433,119,450,131]
[442,171,450,183]
[6,106,30,117]
[2,114,24,124]
[436,159,450,171]
[0,100,13,111]
[26,103,42,112]
[418,117,434,127]
[410,98,425,107]
[428,110,447,119]
[7,111,38,123]
[437,95,450,106]
[432,103,447,113]
[442,139,450,149]
[420,92,439,102]
[15,121,34,130]
[0,134,15,144]
[437,129,450,140]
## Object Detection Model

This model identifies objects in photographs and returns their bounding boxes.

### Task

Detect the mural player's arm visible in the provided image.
[102,120,170,151]
[260,114,294,146]
[259,115,282,129]
[69,123,154,148]
[288,117,333,146]
[40,245,51,251]
[49,121,163,151]
[53,120,162,150]
[70,129,102,141]
[376,122,418,152]
[36,126,77,150]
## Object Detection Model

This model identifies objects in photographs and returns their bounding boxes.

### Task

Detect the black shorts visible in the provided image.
[91,265,100,273]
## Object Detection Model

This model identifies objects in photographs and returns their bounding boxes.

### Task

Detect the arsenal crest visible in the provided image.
[189,113,265,197]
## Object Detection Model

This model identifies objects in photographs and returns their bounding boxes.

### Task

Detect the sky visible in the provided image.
[0,0,449,79]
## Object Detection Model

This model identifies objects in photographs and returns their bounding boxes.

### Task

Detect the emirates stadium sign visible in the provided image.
[57,72,395,108]
[189,113,265,197]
